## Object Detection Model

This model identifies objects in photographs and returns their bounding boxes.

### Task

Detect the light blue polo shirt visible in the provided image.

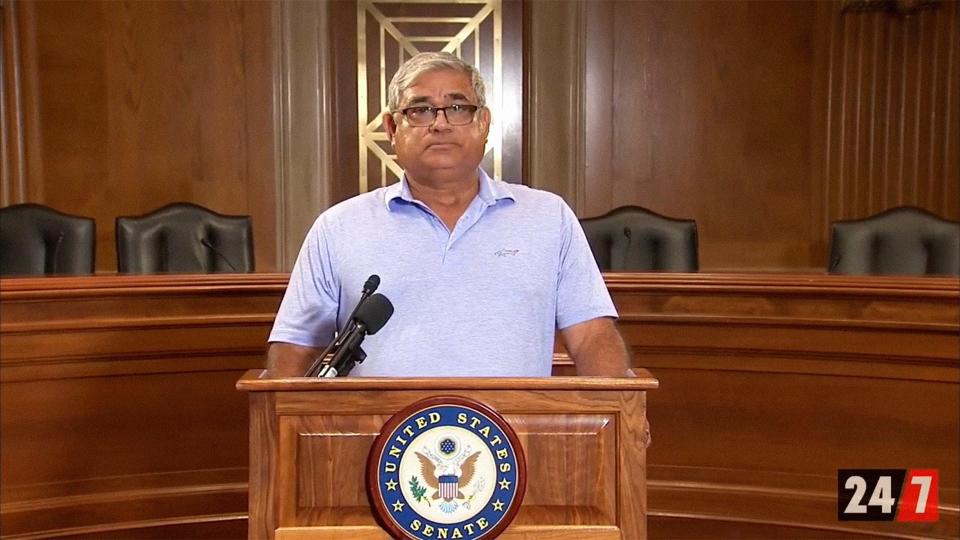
[269,169,617,377]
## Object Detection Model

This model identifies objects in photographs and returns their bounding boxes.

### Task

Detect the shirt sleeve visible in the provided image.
[268,218,340,347]
[555,200,618,330]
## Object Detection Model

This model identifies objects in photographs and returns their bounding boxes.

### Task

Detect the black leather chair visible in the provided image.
[116,203,254,274]
[580,206,699,272]
[0,203,96,276]
[828,206,959,276]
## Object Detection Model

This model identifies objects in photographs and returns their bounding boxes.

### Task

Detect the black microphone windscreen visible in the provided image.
[363,274,381,294]
[355,293,394,335]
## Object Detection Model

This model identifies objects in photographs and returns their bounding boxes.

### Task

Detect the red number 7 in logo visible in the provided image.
[896,469,939,522]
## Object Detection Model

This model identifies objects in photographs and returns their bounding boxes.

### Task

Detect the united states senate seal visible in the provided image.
[367,396,526,539]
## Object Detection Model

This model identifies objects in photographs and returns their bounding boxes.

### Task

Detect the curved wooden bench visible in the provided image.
[2,273,957,538]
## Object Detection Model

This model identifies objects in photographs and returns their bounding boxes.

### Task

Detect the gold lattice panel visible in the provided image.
[357,0,502,192]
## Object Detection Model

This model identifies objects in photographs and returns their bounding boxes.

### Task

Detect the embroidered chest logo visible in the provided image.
[368,397,526,539]
[494,249,520,257]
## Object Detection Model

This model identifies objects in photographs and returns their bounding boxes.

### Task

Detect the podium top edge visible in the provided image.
[236,369,659,391]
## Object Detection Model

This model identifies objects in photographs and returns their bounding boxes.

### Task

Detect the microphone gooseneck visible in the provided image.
[343,275,380,332]
[623,226,633,269]
[199,237,239,272]
[49,232,65,275]
[829,254,842,273]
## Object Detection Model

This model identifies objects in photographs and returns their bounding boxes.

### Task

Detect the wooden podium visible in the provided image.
[237,371,658,539]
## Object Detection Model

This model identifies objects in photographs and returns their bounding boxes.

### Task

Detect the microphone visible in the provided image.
[318,293,394,378]
[304,275,381,377]
[829,254,842,273]
[49,232,64,274]
[199,237,238,272]
[623,227,633,268]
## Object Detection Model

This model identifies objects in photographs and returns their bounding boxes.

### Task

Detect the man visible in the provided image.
[267,52,632,377]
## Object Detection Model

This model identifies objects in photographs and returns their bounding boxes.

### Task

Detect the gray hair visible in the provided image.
[387,52,487,111]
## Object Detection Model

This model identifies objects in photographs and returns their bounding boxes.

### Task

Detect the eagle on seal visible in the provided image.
[415,451,481,501]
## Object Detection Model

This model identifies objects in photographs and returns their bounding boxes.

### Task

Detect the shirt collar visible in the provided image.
[384,168,515,210]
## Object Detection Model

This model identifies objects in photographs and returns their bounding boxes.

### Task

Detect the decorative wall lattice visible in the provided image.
[357,0,502,192]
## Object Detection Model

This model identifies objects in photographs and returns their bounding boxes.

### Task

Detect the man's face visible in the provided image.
[384,69,490,183]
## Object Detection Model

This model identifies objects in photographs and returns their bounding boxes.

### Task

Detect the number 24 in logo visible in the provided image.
[838,469,938,522]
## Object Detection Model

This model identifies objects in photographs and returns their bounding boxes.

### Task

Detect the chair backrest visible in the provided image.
[116,203,254,274]
[580,205,699,272]
[828,206,959,276]
[0,203,95,276]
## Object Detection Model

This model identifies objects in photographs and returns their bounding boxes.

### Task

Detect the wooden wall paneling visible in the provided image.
[274,0,336,271]
[3,272,957,538]
[813,0,960,263]
[500,0,524,184]
[11,1,277,272]
[569,0,957,271]
[242,0,281,273]
[1,0,27,206]
[645,367,959,539]
[809,1,834,271]
[604,272,960,540]
[0,274,287,538]
[581,1,818,271]
[583,0,615,216]
[328,0,361,206]
[523,0,585,209]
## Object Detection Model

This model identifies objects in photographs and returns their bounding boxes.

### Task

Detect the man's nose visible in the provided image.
[430,108,452,130]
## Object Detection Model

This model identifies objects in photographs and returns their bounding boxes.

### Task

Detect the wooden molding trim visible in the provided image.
[649,478,959,539]
[0,273,290,297]
[524,0,586,209]
[273,0,335,271]
[603,272,960,298]
[2,470,248,539]
[1,0,27,206]
[3,514,248,540]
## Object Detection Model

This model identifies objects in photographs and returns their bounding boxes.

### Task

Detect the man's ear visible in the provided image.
[383,112,398,143]
[478,107,491,136]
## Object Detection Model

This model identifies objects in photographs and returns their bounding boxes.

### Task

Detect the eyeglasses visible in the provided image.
[397,104,480,127]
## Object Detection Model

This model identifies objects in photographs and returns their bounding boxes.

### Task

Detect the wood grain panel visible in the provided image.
[602,273,959,540]
[249,391,279,540]
[2,273,957,539]
[537,0,958,271]
[645,370,959,539]
[524,0,586,210]
[0,274,283,538]
[581,1,819,271]
[1,0,27,206]
[10,1,277,272]
[512,414,615,516]
[293,416,385,509]
[240,379,653,538]
[287,413,618,525]
[273,0,337,270]
[813,0,960,262]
